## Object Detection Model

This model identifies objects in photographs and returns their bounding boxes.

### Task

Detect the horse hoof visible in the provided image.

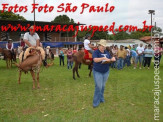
[32,88,36,90]
[73,77,76,80]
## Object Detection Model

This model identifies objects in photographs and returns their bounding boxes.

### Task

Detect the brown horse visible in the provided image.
[15,47,45,89]
[72,47,114,80]
[0,48,16,68]
[72,50,93,80]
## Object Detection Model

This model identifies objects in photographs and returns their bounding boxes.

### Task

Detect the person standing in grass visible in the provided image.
[92,39,116,108]
[136,43,144,69]
[59,48,64,66]
[67,48,73,69]
[117,45,126,70]
[111,45,118,68]
[130,49,137,69]
[142,45,148,66]
[144,44,154,69]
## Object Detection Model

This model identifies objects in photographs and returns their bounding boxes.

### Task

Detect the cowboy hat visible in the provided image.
[8,39,13,42]
[97,39,107,47]
[46,46,50,49]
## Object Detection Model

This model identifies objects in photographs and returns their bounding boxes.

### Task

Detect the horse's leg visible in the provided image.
[18,71,22,84]
[30,70,36,89]
[36,72,40,89]
[73,62,76,80]
[89,62,93,77]
[9,60,12,68]
[76,62,80,78]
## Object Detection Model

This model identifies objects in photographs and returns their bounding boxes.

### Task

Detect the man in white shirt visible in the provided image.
[136,43,144,69]
[23,25,47,66]
[24,25,40,48]
[84,34,94,54]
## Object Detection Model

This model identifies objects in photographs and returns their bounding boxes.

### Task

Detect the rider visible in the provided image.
[6,39,16,61]
[84,34,94,54]
[23,25,47,66]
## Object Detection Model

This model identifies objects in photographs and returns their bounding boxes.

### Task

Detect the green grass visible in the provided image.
[0,58,162,122]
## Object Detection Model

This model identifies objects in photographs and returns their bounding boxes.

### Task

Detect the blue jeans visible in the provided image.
[67,60,73,69]
[111,60,117,68]
[93,69,110,107]
[59,56,64,66]
[124,56,130,67]
[117,58,124,70]
[136,55,143,64]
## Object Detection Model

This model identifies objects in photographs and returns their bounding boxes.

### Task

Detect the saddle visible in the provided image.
[84,49,93,61]
[19,47,45,63]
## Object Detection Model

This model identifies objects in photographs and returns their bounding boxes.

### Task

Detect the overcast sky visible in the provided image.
[0,0,163,31]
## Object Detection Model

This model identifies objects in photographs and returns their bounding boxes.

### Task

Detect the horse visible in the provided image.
[72,47,114,80]
[0,48,16,68]
[15,47,45,89]
[45,47,54,65]
[17,46,23,57]
[72,49,93,80]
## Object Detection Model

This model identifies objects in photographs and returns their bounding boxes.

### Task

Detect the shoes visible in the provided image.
[139,67,142,69]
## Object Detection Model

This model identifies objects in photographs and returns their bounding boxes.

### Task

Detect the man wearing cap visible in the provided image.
[5,39,16,61]
[84,34,94,54]
[92,39,116,108]
[6,39,14,51]
[23,25,47,66]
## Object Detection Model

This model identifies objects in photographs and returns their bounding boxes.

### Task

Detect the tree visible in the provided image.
[0,10,26,20]
[52,15,74,24]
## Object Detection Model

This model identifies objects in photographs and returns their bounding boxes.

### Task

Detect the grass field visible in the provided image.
[0,57,162,122]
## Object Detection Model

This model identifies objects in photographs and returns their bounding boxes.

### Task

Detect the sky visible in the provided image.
[0,0,163,31]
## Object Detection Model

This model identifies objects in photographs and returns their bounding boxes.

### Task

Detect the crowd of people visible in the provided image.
[56,42,162,71]
[108,43,162,70]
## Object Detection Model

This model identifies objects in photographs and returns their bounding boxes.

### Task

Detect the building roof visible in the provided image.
[0,19,84,32]
[91,39,136,43]
[140,36,151,42]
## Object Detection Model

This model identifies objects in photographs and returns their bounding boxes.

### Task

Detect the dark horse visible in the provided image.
[72,47,113,80]
[0,48,16,68]
[72,49,93,80]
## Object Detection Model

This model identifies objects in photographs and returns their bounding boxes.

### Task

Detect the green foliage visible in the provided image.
[0,10,26,21]
[52,15,75,37]
[52,15,74,24]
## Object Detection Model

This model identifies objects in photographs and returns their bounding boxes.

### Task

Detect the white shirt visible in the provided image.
[24,32,40,47]
[136,46,144,54]
[84,39,91,50]
[126,49,130,56]
[6,43,13,50]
